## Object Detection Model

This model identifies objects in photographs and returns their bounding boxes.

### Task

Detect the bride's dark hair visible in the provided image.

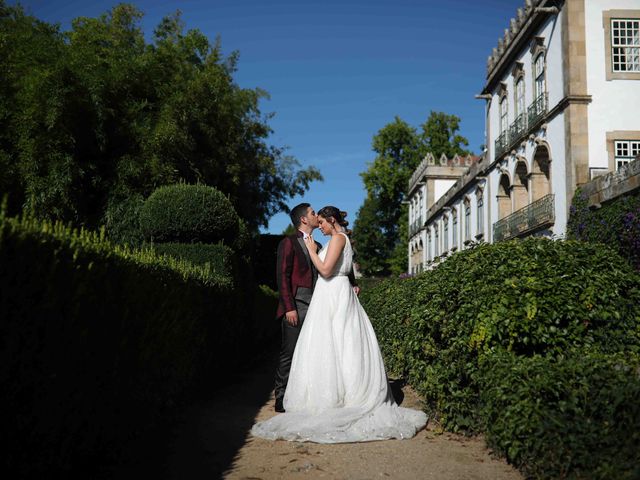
[317,206,351,235]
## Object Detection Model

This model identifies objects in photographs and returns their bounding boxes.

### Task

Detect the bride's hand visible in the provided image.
[304,235,318,253]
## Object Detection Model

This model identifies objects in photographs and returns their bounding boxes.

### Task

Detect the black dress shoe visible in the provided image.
[274,399,285,413]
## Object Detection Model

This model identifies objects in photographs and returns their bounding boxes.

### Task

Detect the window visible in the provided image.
[534,53,545,98]
[611,19,640,73]
[500,97,508,134]
[477,192,484,236]
[464,198,471,242]
[515,78,525,117]
[434,226,439,257]
[615,140,640,169]
[427,232,431,261]
[443,216,449,252]
[452,208,458,249]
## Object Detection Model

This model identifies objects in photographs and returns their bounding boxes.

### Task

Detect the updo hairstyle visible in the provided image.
[317,206,351,235]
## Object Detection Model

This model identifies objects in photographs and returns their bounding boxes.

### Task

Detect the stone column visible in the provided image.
[562,0,590,208]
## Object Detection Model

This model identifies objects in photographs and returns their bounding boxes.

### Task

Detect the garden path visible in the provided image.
[108,358,522,480]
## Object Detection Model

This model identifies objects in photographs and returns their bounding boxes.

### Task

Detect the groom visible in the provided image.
[273,203,358,412]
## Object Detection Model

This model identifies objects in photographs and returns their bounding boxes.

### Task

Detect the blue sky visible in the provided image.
[17,0,520,233]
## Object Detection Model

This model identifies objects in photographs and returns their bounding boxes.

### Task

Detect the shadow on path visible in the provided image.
[388,378,405,405]
[101,355,277,480]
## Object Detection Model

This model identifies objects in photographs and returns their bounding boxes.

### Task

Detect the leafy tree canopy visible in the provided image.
[353,111,470,276]
[0,1,322,241]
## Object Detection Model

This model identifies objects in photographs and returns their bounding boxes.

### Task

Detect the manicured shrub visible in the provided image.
[568,189,640,270]
[479,351,640,480]
[139,183,246,247]
[361,239,640,431]
[359,275,418,378]
[151,242,236,281]
[0,210,276,476]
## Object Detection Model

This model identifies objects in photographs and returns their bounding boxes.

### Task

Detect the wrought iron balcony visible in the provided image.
[409,217,424,237]
[509,112,528,144]
[527,93,548,128]
[493,193,555,242]
[494,131,509,159]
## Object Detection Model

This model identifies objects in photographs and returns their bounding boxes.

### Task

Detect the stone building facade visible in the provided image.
[408,0,640,274]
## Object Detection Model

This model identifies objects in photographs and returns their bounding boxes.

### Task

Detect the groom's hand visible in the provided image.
[285,310,299,326]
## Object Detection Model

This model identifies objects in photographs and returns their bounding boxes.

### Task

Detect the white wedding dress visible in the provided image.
[252,232,427,443]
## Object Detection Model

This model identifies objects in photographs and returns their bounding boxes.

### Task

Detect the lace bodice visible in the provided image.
[319,232,353,277]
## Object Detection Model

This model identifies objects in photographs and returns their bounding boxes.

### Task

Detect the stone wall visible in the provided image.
[579,156,640,208]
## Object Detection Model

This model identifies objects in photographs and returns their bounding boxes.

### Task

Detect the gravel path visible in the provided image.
[108,359,522,480]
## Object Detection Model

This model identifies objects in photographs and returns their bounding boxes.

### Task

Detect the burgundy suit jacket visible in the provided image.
[275,231,321,319]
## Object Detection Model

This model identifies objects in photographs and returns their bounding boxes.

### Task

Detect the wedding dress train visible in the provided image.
[251,233,427,443]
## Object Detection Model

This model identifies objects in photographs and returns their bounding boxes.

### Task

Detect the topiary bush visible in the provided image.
[361,238,640,431]
[139,184,247,248]
[479,351,640,480]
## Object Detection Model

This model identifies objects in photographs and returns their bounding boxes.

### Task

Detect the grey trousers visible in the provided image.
[273,298,310,402]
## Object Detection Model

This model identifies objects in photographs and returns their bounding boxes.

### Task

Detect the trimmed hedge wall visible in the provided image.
[359,238,640,478]
[479,352,640,480]
[0,211,277,475]
[151,242,236,280]
[567,189,640,270]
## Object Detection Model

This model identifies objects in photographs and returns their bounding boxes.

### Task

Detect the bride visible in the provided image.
[251,206,427,443]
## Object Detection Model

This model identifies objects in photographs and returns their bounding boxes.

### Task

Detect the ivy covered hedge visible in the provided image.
[0,210,277,475]
[479,351,640,480]
[567,189,640,270]
[360,238,640,478]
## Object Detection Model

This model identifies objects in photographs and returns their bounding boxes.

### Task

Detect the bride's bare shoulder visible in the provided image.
[330,233,347,248]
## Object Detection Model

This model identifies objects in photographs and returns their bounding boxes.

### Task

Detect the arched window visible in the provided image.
[464,198,471,243]
[497,174,512,220]
[500,97,508,135]
[427,231,431,262]
[452,207,458,249]
[515,77,525,117]
[443,215,449,252]
[434,225,440,257]
[534,53,545,99]
[476,189,484,236]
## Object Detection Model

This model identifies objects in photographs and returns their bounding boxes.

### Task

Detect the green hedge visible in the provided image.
[151,242,236,281]
[139,184,247,248]
[360,238,640,477]
[0,210,277,475]
[479,352,640,480]
[567,189,640,270]
[361,239,640,432]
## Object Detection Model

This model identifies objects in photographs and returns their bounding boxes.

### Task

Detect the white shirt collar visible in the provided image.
[298,229,310,240]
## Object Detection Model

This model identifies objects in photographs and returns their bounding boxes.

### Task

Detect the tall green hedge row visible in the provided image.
[150,242,237,279]
[360,238,640,478]
[0,210,277,475]
[479,351,640,479]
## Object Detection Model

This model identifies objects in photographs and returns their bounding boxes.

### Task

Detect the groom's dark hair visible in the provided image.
[289,203,311,228]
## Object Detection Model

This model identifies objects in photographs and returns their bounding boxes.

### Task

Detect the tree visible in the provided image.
[0,3,322,241]
[352,194,388,276]
[281,223,296,236]
[420,111,470,158]
[353,117,421,276]
[353,112,470,276]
